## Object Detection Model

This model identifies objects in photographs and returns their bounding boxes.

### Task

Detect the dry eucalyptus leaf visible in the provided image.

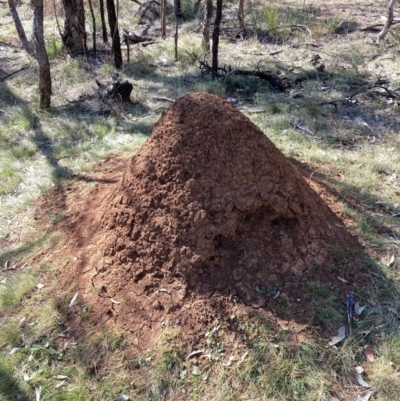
[187,349,204,359]
[9,347,20,355]
[357,375,371,388]
[364,346,375,362]
[110,298,121,304]
[356,366,364,374]
[354,302,366,315]
[68,292,79,308]
[55,380,66,389]
[239,351,248,363]
[53,375,69,380]
[388,255,396,267]
[328,326,346,346]
[115,395,131,401]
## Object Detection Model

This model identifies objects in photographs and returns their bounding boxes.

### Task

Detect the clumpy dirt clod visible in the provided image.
[64,93,364,346]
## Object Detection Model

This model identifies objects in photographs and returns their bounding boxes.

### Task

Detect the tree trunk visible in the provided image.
[88,0,96,54]
[8,0,34,56]
[99,0,108,42]
[176,0,183,18]
[107,0,122,69]
[194,0,202,15]
[376,0,398,42]
[61,0,86,55]
[161,0,166,39]
[212,0,222,78]
[238,0,247,37]
[174,0,179,60]
[202,0,213,54]
[32,0,52,108]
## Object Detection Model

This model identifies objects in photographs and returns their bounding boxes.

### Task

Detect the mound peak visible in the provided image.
[69,93,363,344]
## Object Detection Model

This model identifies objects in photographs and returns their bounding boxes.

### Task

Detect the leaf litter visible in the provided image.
[357,375,371,388]
[357,390,374,401]
[68,292,79,308]
[328,326,346,346]
[354,302,366,315]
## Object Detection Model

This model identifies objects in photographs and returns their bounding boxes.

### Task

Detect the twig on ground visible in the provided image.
[376,0,398,42]
[0,66,29,82]
[349,78,400,100]
[270,50,283,56]
[293,120,316,136]
[198,60,290,91]
[123,30,154,44]
[152,96,175,103]
[359,21,400,32]
[270,24,313,37]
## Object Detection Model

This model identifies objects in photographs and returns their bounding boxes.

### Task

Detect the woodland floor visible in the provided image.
[1,1,400,401]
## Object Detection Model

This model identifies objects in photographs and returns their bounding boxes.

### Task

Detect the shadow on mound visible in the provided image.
[62,93,369,346]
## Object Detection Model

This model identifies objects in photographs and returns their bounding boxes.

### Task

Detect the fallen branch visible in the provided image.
[0,66,29,82]
[152,96,175,103]
[198,60,290,91]
[123,30,156,62]
[230,69,289,91]
[349,78,400,100]
[122,29,154,44]
[278,24,313,37]
[376,0,398,42]
[141,41,156,47]
[293,120,316,136]
[360,20,400,32]
[318,78,400,111]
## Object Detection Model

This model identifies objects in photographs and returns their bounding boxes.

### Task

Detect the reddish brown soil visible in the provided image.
[52,93,367,348]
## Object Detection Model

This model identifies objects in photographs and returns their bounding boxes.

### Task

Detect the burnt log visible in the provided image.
[96,78,133,101]
[123,30,154,44]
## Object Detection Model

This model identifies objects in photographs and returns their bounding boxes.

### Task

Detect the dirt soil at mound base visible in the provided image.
[42,93,368,349]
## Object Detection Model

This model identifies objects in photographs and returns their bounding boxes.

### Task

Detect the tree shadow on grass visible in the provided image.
[0,363,30,401]
[0,235,50,266]
[292,158,400,244]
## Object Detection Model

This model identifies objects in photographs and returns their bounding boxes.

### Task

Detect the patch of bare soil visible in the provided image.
[47,93,367,349]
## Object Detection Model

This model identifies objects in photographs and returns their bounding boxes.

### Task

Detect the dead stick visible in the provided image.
[0,66,29,82]
[152,96,175,102]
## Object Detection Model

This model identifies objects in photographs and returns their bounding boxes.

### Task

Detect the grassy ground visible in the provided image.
[1,0,400,400]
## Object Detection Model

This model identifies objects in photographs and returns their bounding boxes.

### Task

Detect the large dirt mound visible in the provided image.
[68,93,364,344]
